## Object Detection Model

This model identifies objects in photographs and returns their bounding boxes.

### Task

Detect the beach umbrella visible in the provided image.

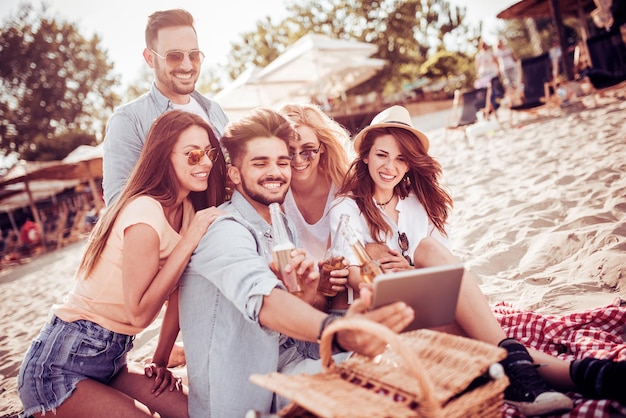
[497,0,595,19]
[213,66,311,121]
[255,33,383,110]
[0,144,103,242]
[214,35,386,119]
[316,57,386,100]
[497,0,597,80]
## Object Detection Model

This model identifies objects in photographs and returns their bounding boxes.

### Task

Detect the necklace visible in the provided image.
[374,194,394,210]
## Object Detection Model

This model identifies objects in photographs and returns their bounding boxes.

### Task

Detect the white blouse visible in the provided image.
[328,193,450,265]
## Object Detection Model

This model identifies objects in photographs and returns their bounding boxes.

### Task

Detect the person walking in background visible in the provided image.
[474,39,503,117]
[330,104,626,416]
[279,104,353,311]
[549,39,563,83]
[475,39,500,89]
[178,108,414,418]
[17,110,227,418]
[103,8,228,209]
[495,39,518,90]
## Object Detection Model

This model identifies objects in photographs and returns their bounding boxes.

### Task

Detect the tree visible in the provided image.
[22,131,97,161]
[222,0,477,99]
[0,4,120,161]
[420,50,474,91]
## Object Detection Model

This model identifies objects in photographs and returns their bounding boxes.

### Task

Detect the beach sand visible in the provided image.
[1,85,625,417]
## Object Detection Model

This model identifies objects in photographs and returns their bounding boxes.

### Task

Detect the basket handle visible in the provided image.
[320,317,442,417]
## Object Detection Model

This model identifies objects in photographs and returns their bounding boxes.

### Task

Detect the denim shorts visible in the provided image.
[17,314,134,417]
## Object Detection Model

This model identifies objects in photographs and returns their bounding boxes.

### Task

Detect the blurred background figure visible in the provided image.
[495,39,518,90]
[475,39,504,118]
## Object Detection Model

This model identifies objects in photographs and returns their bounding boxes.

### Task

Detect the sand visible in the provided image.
[1,85,625,417]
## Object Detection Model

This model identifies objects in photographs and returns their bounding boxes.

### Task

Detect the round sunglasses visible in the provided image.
[150,48,205,66]
[172,148,219,165]
[289,146,320,161]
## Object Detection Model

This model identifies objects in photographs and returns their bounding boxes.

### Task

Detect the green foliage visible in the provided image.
[224,16,291,82]
[22,131,97,161]
[0,4,120,160]
[123,67,152,103]
[496,16,580,60]
[198,67,228,97]
[420,50,474,90]
[222,0,479,99]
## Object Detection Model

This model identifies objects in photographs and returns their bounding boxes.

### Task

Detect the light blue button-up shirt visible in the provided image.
[179,192,326,417]
[102,83,228,205]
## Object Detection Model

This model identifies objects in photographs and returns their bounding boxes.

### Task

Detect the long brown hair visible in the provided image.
[279,103,350,187]
[78,110,227,278]
[338,126,452,242]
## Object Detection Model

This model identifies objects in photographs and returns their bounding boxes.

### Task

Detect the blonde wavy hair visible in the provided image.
[279,103,351,187]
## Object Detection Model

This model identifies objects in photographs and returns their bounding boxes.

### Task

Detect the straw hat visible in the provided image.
[352,105,430,152]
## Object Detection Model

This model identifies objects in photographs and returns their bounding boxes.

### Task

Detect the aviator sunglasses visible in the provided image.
[172,148,219,165]
[150,48,205,65]
[289,146,321,161]
[398,232,413,266]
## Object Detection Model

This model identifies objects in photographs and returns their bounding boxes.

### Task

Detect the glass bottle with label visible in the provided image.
[269,203,302,295]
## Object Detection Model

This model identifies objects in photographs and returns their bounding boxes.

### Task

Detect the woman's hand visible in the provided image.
[377,250,412,273]
[182,206,225,248]
[322,258,350,294]
[144,362,184,396]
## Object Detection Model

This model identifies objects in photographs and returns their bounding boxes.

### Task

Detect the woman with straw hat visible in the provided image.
[329,105,626,416]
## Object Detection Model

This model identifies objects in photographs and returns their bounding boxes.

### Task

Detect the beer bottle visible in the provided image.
[269,203,301,295]
[341,221,383,284]
[319,214,350,296]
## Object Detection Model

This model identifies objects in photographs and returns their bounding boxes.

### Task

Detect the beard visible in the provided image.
[240,177,288,207]
[155,62,198,95]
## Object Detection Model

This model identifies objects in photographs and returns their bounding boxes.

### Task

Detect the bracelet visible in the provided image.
[317,315,346,353]
[317,315,336,341]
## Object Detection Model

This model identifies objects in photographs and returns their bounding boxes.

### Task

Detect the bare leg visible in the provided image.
[33,379,160,418]
[110,362,189,418]
[528,349,576,391]
[413,237,506,345]
[414,237,576,390]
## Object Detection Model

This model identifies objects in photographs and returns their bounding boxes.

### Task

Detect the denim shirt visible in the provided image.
[102,83,228,205]
[180,192,304,417]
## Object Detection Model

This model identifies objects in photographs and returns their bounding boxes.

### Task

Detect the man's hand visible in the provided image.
[335,285,414,357]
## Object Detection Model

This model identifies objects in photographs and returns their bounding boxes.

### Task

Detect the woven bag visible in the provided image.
[250,318,509,418]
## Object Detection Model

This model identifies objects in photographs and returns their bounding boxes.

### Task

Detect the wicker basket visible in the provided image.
[250,318,509,418]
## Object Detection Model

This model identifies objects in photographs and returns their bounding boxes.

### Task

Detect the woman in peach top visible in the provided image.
[17,110,227,418]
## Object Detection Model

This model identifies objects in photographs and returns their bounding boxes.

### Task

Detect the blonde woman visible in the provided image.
[17,110,227,418]
[279,104,353,310]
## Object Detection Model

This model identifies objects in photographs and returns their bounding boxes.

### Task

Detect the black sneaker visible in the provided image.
[499,338,573,416]
[571,358,626,406]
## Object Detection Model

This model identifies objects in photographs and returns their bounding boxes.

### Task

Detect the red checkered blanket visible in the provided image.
[493,298,626,417]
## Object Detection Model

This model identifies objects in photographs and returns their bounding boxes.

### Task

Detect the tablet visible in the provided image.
[371,263,464,331]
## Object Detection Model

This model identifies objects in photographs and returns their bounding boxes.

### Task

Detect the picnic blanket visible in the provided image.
[493,298,626,417]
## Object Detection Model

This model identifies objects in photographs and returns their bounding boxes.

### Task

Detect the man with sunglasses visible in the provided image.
[103,8,228,207]
[178,108,414,417]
